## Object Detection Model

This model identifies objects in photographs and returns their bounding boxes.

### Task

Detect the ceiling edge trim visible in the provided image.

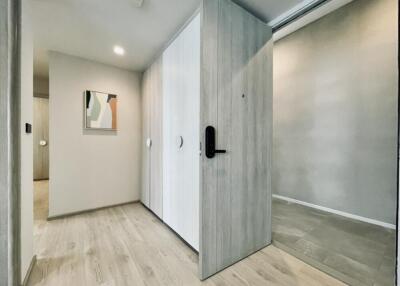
[268,0,318,27]
[272,0,353,41]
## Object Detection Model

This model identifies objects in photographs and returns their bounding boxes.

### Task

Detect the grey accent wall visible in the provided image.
[273,0,398,224]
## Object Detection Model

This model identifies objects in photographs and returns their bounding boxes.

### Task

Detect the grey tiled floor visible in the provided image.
[272,198,396,286]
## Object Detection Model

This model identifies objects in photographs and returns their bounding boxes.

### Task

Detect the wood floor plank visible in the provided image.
[29,181,345,286]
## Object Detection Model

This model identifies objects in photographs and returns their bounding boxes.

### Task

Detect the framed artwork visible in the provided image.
[84,90,117,130]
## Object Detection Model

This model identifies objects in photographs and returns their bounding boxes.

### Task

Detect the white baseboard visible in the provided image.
[47,200,139,220]
[273,194,396,230]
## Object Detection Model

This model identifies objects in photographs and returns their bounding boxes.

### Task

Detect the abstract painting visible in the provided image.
[85,90,117,130]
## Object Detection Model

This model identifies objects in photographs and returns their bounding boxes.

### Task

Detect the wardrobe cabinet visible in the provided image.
[141,68,151,208]
[141,0,273,280]
[163,14,200,251]
[141,57,163,219]
[142,14,200,250]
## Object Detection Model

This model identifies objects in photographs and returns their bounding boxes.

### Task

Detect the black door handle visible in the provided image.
[205,126,226,158]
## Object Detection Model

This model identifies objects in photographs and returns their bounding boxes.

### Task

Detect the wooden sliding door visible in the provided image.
[200,0,273,279]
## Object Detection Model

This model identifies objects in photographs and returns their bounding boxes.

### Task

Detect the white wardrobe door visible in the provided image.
[163,14,200,250]
[149,57,163,218]
[181,14,200,250]
[163,33,181,232]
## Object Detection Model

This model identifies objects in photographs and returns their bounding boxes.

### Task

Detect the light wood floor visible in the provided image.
[29,181,346,286]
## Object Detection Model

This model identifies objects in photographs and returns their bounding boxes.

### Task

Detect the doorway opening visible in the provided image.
[32,77,49,253]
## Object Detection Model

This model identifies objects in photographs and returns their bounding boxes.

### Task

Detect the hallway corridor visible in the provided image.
[28,182,344,286]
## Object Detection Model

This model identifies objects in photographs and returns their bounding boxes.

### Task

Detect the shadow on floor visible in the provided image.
[272,198,396,286]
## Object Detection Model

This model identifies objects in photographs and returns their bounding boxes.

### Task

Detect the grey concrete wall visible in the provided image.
[273,0,398,224]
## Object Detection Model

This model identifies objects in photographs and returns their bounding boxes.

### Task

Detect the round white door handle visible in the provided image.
[146,138,152,148]
[39,140,47,146]
[177,136,183,149]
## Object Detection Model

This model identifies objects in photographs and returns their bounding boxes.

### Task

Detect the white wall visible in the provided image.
[48,52,142,217]
[20,0,34,281]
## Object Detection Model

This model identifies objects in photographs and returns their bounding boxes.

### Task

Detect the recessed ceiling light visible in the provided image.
[113,46,125,56]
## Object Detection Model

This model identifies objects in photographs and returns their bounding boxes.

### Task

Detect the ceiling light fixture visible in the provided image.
[113,45,125,56]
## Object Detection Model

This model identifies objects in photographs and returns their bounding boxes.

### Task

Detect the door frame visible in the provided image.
[0,0,21,285]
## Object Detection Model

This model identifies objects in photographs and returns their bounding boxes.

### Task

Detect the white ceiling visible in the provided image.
[31,0,305,78]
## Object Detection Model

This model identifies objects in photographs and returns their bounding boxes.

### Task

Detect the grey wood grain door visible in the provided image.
[33,97,49,180]
[200,0,273,279]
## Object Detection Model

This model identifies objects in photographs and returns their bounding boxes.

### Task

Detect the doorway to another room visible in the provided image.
[33,76,50,252]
